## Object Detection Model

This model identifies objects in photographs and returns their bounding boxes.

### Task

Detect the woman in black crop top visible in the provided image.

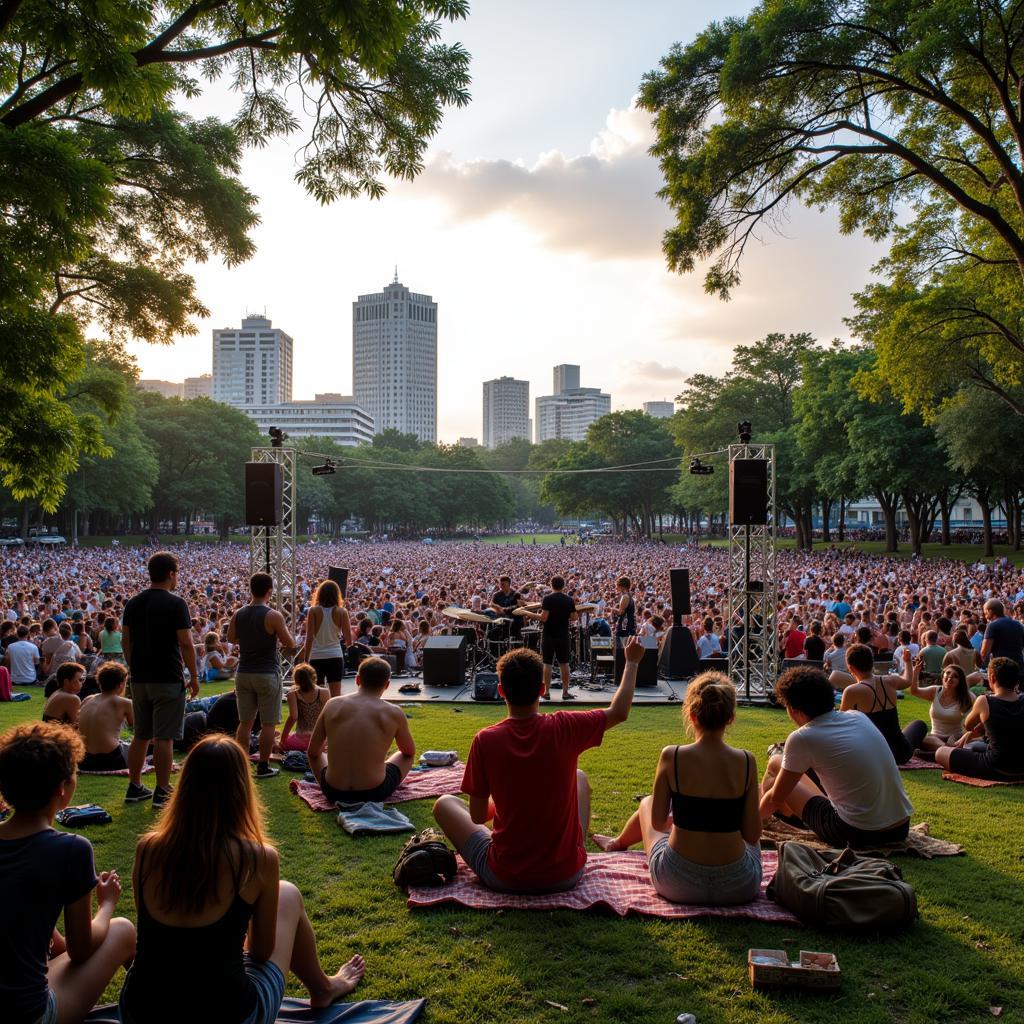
[119,735,366,1024]
[594,672,763,905]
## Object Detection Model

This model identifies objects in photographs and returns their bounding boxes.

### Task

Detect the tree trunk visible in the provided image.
[939,501,951,545]
[19,501,29,542]
[980,497,994,556]
[876,490,899,552]
[838,496,846,543]
[821,497,833,543]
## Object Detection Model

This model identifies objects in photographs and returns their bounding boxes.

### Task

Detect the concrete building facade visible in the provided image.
[212,315,293,408]
[534,365,611,443]
[643,401,674,419]
[482,376,530,448]
[242,394,374,448]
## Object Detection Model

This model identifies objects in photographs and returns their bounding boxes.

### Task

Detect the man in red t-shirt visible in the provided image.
[433,637,644,893]
[783,623,807,660]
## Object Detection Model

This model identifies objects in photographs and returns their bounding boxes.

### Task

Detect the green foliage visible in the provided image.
[1,1,471,500]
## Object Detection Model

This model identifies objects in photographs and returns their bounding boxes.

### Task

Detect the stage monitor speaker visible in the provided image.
[730,459,768,526]
[659,625,699,679]
[614,635,659,687]
[473,672,501,702]
[327,566,349,598]
[422,635,466,687]
[245,462,282,527]
[670,567,691,622]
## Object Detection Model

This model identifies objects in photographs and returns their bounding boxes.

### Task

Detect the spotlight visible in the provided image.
[689,458,713,476]
[737,421,752,443]
[311,459,336,477]
[269,426,287,448]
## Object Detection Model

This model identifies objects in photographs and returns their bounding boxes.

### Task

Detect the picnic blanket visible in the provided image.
[407,849,798,923]
[78,761,180,777]
[290,764,463,811]
[83,997,425,1024]
[760,819,962,858]
[337,802,415,836]
[900,755,942,770]
[942,771,1024,788]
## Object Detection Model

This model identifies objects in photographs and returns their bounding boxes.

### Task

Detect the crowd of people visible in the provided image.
[2,537,1024,1024]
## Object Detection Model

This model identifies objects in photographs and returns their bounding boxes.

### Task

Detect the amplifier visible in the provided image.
[590,637,613,651]
[472,672,501,702]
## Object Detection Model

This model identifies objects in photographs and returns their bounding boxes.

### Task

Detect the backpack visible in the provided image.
[767,842,917,928]
[281,750,309,772]
[392,828,458,888]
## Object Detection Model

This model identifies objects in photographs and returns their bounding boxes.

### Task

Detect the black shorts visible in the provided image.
[541,634,571,666]
[320,762,401,805]
[800,796,910,849]
[79,744,128,772]
[309,656,345,685]
[949,747,1024,781]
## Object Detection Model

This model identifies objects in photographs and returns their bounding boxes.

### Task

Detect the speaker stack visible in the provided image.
[244,463,282,526]
[660,567,699,679]
[729,459,769,526]
[327,566,349,598]
[614,635,660,687]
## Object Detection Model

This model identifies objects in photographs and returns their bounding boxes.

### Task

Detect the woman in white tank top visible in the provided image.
[299,580,352,698]
[907,663,972,754]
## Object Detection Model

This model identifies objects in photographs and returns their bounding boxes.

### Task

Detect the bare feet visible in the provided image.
[592,834,624,852]
[310,955,366,1007]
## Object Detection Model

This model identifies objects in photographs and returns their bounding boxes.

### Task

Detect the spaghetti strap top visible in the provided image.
[309,607,344,660]
[670,748,750,833]
[864,682,912,762]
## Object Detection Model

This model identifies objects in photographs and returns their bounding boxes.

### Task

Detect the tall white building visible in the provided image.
[242,395,374,448]
[534,365,611,443]
[643,401,674,419]
[212,314,293,408]
[352,274,437,443]
[184,374,212,400]
[482,376,530,448]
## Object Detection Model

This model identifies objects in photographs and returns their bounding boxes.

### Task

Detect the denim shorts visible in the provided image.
[32,988,57,1024]
[647,837,763,905]
[460,827,585,894]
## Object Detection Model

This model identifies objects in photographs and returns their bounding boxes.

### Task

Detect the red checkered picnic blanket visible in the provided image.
[289,764,463,810]
[942,771,1024,788]
[900,755,942,771]
[407,849,797,923]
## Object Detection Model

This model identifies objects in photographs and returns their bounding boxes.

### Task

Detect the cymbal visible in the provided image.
[512,607,537,617]
[574,603,598,614]
[488,617,513,626]
[441,606,492,623]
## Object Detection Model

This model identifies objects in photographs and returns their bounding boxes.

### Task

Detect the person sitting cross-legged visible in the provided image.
[307,657,415,805]
[277,663,329,754]
[78,662,134,773]
[593,672,762,905]
[0,722,136,1024]
[118,735,364,1024]
[760,666,913,849]
[432,638,644,894]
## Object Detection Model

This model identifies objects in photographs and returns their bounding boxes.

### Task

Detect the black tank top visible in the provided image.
[864,683,912,764]
[121,848,257,1023]
[670,748,751,833]
[235,604,278,674]
[616,595,636,637]
[983,694,1024,775]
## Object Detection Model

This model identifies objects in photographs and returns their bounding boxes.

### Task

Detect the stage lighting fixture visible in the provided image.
[312,459,336,476]
[689,458,713,476]
[737,421,752,443]
[269,426,287,448]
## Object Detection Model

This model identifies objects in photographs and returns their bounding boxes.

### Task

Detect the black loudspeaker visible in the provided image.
[327,566,349,598]
[660,626,699,679]
[422,635,466,686]
[245,462,282,526]
[614,636,659,687]
[730,459,768,526]
[473,672,501,702]
[670,568,691,623]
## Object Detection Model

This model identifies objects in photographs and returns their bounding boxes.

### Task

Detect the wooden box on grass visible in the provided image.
[748,949,841,991]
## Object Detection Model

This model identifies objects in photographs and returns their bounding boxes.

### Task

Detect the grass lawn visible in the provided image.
[3,690,1023,1024]
[472,534,574,545]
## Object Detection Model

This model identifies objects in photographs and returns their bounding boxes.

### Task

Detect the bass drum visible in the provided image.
[520,626,541,652]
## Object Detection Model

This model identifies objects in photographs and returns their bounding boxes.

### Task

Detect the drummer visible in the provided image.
[490,576,524,640]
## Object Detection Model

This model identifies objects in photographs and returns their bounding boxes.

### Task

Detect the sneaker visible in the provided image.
[541,691,551,701]
[766,742,786,758]
[255,762,280,779]
[125,782,153,804]
[152,786,173,808]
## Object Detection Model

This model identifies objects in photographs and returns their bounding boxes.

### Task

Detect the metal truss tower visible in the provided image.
[249,446,297,668]
[726,443,778,704]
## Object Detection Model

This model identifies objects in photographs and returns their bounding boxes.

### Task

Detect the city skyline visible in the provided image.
[123,0,884,441]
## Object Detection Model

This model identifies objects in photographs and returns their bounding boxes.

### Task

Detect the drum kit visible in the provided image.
[438,600,602,678]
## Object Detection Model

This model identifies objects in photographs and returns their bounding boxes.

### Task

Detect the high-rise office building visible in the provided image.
[534,365,611,442]
[482,376,530,448]
[184,374,213,400]
[212,314,293,408]
[643,401,674,419]
[242,394,374,447]
[553,364,580,395]
[352,273,437,443]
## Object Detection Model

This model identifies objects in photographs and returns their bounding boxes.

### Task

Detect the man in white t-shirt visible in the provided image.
[4,625,40,686]
[759,666,913,848]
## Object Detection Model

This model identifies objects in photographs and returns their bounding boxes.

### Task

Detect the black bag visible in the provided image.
[392,828,458,888]
[472,672,500,702]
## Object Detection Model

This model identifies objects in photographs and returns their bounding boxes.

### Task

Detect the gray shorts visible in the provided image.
[132,683,186,741]
[33,989,57,1024]
[647,837,763,905]
[460,827,584,894]
[235,672,282,725]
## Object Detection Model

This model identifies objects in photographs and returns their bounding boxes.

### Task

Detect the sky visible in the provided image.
[128,0,886,442]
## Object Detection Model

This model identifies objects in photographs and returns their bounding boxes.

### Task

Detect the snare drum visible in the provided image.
[521,626,541,652]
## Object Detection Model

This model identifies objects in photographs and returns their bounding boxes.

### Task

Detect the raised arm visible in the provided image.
[604,636,643,728]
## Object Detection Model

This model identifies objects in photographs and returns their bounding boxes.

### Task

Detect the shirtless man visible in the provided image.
[78,663,134,772]
[307,656,415,804]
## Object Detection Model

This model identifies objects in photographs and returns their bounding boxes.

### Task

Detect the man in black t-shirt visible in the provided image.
[525,576,577,700]
[491,575,523,640]
[121,551,198,807]
[981,599,1024,668]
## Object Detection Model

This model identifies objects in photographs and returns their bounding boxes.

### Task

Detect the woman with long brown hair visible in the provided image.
[300,580,353,698]
[119,735,364,1024]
